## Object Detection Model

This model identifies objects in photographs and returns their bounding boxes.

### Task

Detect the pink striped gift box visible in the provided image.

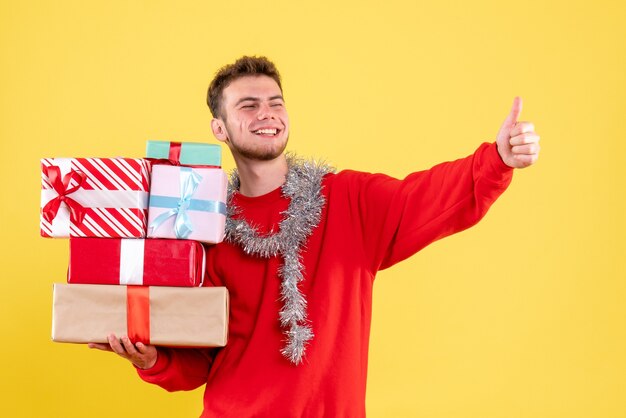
[40,158,150,238]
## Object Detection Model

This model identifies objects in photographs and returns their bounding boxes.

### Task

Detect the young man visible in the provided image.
[89,56,540,417]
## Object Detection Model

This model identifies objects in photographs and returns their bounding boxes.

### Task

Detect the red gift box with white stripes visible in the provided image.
[67,237,206,286]
[40,158,150,238]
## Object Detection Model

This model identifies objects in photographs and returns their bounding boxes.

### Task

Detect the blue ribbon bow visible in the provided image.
[148,167,226,239]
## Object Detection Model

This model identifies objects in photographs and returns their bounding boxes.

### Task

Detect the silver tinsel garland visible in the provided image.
[225,153,335,365]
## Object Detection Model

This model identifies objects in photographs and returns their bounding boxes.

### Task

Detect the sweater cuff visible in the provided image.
[135,348,170,378]
[484,142,514,181]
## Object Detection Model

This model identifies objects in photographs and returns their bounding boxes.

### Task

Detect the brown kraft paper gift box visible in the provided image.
[52,283,228,347]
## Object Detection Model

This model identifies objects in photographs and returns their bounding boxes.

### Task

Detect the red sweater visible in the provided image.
[138,142,513,418]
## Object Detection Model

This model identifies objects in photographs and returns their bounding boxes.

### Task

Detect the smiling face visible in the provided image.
[211,75,289,161]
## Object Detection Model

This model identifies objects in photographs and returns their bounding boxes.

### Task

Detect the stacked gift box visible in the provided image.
[42,141,229,347]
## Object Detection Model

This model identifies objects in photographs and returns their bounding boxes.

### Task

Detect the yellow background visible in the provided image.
[1,0,624,417]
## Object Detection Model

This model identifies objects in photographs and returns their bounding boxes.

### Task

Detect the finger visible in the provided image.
[501,96,523,130]
[88,343,114,352]
[510,121,535,137]
[135,342,151,355]
[509,132,540,146]
[513,153,539,167]
[134,343,158,369]
[121,336,139,356]
[511,143,540,155]
[107,334,128,357]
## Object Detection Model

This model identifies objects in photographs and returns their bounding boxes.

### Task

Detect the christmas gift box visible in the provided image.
[68,237,206,286]
[40,158,150,238]
[147,165,227,244]
[146,141,222,167]
[52,284,229,347]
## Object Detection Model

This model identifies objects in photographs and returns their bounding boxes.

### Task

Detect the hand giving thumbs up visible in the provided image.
[496,97,541,168]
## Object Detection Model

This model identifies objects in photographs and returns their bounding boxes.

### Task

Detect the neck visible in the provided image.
[233,153,289,197]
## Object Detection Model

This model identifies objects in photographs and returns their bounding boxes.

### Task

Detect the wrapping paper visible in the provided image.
[52,284,229,347]
[68,237,206,286]
[146,141,222,167]
[40,158,150,238]
[147,165,227,244]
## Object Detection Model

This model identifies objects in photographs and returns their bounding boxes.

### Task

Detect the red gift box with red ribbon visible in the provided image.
[68,238,206,286]
[40,158,150,238]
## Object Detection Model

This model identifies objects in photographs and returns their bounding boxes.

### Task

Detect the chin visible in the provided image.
[235,143,288,161]
[231,134,289,161]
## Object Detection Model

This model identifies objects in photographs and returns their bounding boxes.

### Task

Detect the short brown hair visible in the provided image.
[207,56,282,119]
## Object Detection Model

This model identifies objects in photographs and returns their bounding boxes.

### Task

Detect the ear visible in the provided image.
[211,118,228,143]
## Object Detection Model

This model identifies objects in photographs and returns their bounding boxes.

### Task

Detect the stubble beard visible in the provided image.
[227,128,289,161]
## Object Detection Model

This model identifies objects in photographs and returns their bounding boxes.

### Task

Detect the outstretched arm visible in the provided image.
[339,97,541,271]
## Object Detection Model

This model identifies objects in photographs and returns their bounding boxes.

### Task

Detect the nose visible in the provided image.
[256,103,275,120]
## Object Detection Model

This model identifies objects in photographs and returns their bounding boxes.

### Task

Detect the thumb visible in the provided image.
[497,97,523,146]
[501,96,523,130]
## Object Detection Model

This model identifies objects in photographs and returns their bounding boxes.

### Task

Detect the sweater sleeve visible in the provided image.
[345,142,514,272]
[136,347,215,392]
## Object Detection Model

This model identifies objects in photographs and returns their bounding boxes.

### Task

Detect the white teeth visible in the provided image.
[255,129,277,135]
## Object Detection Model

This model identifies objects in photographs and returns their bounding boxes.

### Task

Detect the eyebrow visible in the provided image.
[234,95,285,106]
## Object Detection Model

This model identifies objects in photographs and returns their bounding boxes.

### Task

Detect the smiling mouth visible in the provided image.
[252,128,280,137]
